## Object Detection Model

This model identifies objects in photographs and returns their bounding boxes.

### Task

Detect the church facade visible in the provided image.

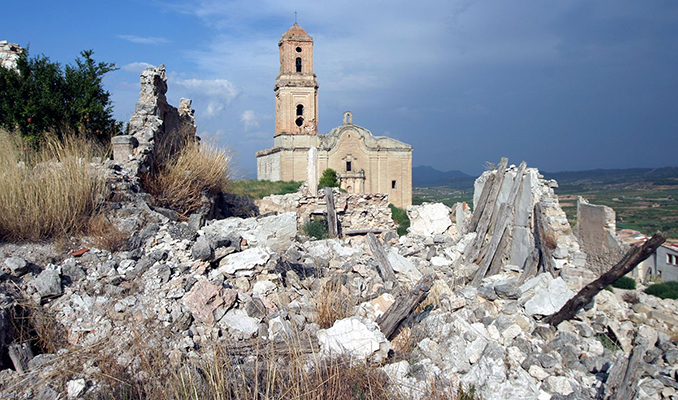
[256,23,413,208]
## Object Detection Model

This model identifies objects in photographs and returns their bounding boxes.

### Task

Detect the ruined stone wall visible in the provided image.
[0,41,22,72]
[575,197,628,276]
[112,65,196,174]
[257,187,397,235]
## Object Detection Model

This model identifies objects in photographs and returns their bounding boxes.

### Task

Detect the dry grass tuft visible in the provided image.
[316,280,353,329]
[142,141,230,219]
[87,213,128,252]
[10,295,68,355]
[0,130,107,241]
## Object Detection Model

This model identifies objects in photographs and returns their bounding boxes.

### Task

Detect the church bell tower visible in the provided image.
[274,23,319,136]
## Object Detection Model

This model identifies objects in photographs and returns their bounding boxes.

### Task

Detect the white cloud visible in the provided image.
[121,62,155,73]
[205,101,224,117]
[170,78,240,118]
[174,78,239,102]
[117,34,170,45]
[240,110,260,131]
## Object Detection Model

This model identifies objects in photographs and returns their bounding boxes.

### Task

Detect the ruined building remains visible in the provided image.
[256,24,413,208]
[0,41,22,72]
[112,65,197,174]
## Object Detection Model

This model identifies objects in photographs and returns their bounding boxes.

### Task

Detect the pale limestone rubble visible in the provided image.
[0,158,677,400]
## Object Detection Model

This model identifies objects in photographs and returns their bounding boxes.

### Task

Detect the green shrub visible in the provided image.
[303,218,328,240]
[645,281,678,300]
[0,49,121,146]
[318,168,339,189]
[389,204,410,236]
[611,276,637,290]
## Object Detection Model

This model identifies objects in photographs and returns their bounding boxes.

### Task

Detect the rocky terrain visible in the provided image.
[0,163,677,399]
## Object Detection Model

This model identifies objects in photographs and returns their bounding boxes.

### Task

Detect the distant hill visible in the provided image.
[542,166,678,186]
[413,166,474,188]
[413,165,678,189]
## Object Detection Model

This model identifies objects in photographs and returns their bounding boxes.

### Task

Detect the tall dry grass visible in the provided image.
[142,141,231,219]
[316,280,354,329]
[0,130,107,241]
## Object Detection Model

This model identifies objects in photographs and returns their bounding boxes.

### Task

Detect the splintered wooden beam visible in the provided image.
[325,187,338,238]
[472,161,527,285]
[544,232,666,327]
[604,342,648,400]
[465,157,509,264]
[377,273,435,340]
[468,173,495,233]
[534,202,557,277]
[367,232,397,283]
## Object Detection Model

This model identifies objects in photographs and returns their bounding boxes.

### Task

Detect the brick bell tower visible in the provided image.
[274,23,319,136]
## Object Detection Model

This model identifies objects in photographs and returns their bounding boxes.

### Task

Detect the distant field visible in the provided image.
[413,173,678,239]
[555,182,678,239]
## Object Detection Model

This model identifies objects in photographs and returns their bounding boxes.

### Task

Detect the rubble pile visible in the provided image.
[1,158,676,399]
[258,185,397,235]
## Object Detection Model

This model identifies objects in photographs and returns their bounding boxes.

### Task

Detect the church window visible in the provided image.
[295,117,304,127]
[346,161,352,172]
[296,46,302,53]
[392,180,397,189]
[296,57,302,72]
[296,104,304,116]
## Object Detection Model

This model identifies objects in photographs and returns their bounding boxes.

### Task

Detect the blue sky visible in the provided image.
[5,0,678,177]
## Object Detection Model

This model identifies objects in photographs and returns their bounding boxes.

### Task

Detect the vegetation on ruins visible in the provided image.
[318,168,340,189]
[303,217,328,240]
[389,204,410,236]
[0,130,107,241]
[0,48,122,147]
[229,179,302,199]
[141,141,231,219]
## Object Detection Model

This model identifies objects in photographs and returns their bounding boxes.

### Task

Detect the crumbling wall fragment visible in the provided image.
[113,65,196,173]
[0,41,22,72]
[257,187,397,235]
[574,197,628,276]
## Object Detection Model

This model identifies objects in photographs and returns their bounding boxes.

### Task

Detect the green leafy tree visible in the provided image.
[0,48,121,146]
[318,168,339,189]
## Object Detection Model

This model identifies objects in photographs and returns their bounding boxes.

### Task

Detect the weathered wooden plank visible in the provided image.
[487,221,512,277]
[605,343,648,400]
[222,335,319,357]
[465,158,509,264]
[367,232,397,283]
[343,228,384,236]
[533,202,557,277]
[325,187,338,238]
[377,273,435,340]
[544,232,666,327]
[472,161,527,285]
[518,248,540,285]
[8,343,33,374]
[467,173,495,233]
